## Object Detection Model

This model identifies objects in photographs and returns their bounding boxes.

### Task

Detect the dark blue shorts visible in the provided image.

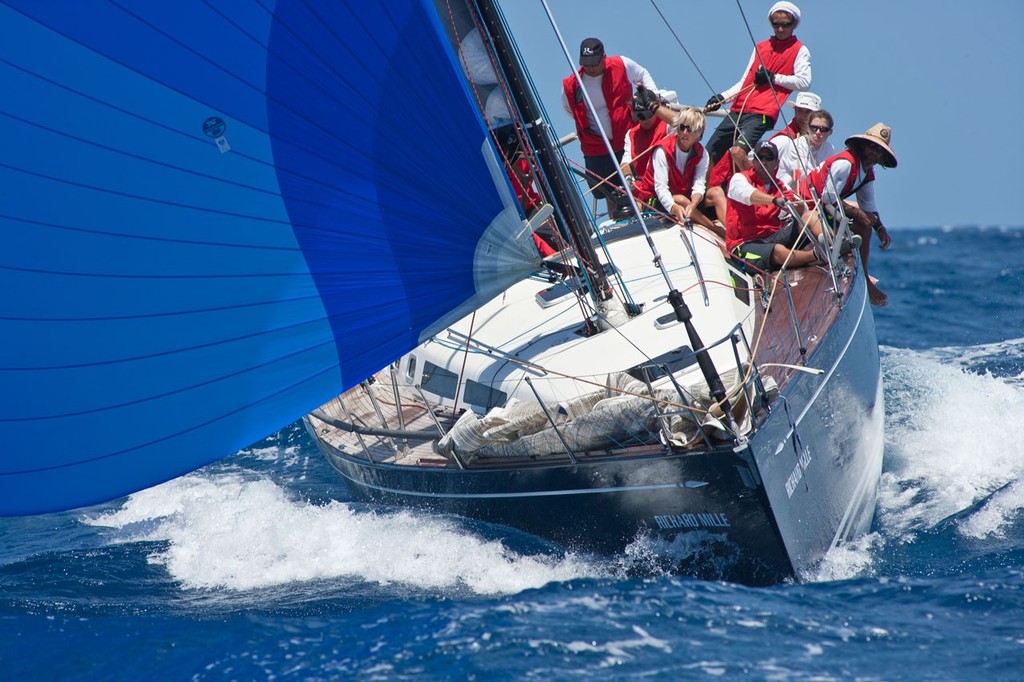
[731,222,798,272]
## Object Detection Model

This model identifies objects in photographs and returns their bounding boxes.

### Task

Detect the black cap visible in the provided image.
[755,141,779,161]
[579,38,604,66]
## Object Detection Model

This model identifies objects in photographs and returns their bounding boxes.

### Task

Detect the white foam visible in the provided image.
[878,347,1024,540]
[86,474,600,594]
[809,532,882,582]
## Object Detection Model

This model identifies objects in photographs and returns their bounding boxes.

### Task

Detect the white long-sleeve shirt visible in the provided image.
[561,56,656,138]
[651,143,708,212]
[721,44,811,101]
[779,136,834,189]
[819,157,877,213]
[727,167,775,205]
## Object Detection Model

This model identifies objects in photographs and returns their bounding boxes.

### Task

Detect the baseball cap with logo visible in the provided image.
[579,38,605,66]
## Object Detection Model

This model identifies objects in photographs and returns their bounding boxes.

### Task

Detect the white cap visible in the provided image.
[658,89,678,105]
[789,91,821,111]
[768,2,801,22]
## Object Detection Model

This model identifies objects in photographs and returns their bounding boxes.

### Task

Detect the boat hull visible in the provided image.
[311,266,883,585]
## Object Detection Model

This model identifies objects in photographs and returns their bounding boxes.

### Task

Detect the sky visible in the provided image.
[498,0,1024,229]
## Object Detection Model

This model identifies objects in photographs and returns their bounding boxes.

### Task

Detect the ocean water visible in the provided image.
[2,226,1023,680]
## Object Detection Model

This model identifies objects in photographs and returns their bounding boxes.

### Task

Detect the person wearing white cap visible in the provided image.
[798,123,898,306]
[704,2,811,167]
[768,90,822,164]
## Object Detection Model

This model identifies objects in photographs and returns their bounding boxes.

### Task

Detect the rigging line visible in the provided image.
[450,311,477,429]
[539,0,669,272]
[647,0,762,186]
[648,0,719,98]
[539,9,682,310]
[734,0,794,140]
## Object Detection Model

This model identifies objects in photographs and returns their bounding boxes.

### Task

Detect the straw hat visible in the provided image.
[846,123,897,168]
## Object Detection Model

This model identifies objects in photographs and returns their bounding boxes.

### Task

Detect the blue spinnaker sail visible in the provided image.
[0,0,540,514]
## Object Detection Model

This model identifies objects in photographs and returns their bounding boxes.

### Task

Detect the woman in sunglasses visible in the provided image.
[726,141,820,272]
[779,109,836,190]
[632,106,719,234]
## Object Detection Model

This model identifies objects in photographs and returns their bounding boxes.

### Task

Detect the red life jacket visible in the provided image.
[730,37,804,119]
[707,151,737,189]
[633,136,704,204]
[770,118,801,142]
[800,150,875,201]
[625,119,670,185]
[725,166,792,251]
[505,158,541,213]
[562,56,634,156]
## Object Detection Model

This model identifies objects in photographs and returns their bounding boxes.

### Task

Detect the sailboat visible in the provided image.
[0,1,882,584]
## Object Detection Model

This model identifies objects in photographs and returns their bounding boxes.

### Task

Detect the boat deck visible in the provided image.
[753,256,852,391]
[307,242,857,470]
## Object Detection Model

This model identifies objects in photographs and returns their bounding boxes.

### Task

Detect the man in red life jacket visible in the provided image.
[703,90,822,232]
[562,38,657,217]
[799,123,897,306]
[726,141,820,272]
[704,2,811,166]
[620,90,675,197]
[633,107,719,235]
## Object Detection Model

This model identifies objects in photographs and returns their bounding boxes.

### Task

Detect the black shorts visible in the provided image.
[583,151,625,192]
[731,222,799,272]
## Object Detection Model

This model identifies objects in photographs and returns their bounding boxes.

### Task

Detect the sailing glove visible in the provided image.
[772,197,786,209]
[754,66,775,87]
[634,85,661,113]
[705,94,725,112]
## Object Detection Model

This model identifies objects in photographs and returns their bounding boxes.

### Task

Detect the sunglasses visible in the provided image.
[677,124,697,134]
[772,21,794,28]
[809,124,832,133]
[756,151,778,162]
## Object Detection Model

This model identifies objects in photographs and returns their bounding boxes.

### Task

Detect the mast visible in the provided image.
[472,0,735,424]
[474,0,613,307]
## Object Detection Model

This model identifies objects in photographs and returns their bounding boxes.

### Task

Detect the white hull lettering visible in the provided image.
[785,447,814,498]
[655,512,730,530]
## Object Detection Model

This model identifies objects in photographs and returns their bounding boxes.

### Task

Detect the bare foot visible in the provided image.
[868,282,888,307]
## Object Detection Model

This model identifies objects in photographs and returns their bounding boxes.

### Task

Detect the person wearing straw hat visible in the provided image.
[703,2,812,166]
[799,123,898,306]
[562,38,658,217]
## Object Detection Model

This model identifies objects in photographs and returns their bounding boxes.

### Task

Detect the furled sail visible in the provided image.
[0,0,540,514]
